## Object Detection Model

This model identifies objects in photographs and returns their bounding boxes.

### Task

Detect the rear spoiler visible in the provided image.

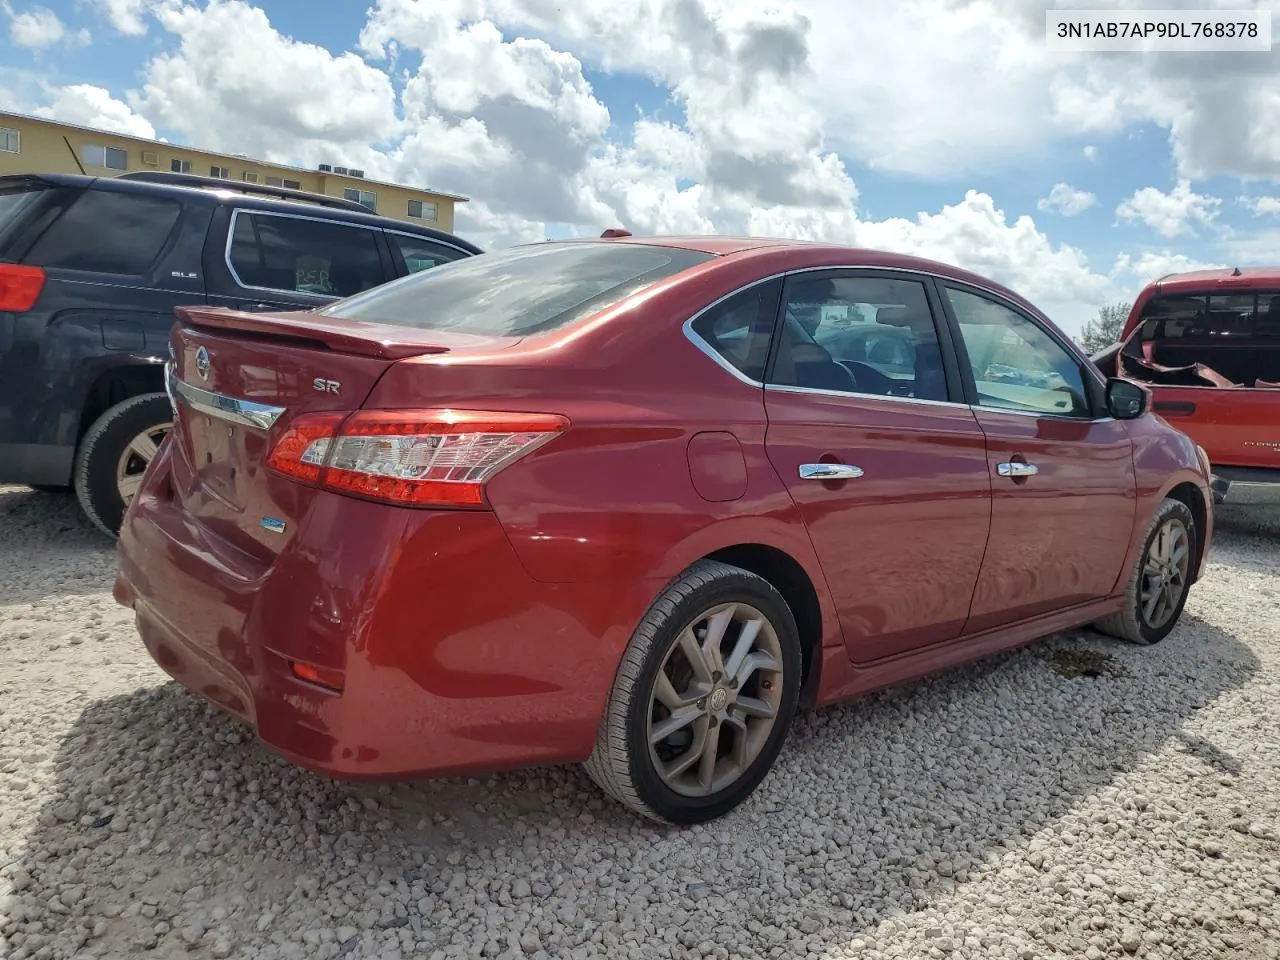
[174,305,453,360]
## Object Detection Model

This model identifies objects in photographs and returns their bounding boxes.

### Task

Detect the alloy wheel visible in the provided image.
[1139,517,1190,630]
[115,422,171,504]
[646,602,785,798]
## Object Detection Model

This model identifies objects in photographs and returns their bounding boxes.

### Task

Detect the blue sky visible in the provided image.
[3,0,1278,334]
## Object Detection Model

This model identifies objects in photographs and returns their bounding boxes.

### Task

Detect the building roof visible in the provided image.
[0,108,470,203]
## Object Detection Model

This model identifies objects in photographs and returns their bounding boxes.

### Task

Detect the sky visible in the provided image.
[2,0,1280,335]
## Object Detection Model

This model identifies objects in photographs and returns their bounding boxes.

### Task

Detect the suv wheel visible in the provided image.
[74,393,173,538]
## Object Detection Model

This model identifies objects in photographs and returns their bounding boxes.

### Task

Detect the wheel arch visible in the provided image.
[78,361,166,443]
[698,542,832,710]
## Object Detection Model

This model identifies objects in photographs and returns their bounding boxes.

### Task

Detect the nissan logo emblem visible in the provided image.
[194,346,211,381]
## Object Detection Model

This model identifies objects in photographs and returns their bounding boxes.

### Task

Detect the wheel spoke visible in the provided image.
[1142,587,1161,623]
[677,628,714,684]
[696,721,721,793]
[653,670,697,711]
[117,473,144,501]
[663,716,711,780]
[735,650,781,688]
[722,616,762,683]
[724,713,750,770]
[1143,559,1163,579]
[128,432,160,463]
[701,607,734,676]
[734,695,776,720]
[649,705,701,745]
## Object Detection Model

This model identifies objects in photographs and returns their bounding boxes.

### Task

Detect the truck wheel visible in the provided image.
[73,393,173,538]
[584,560,802,824]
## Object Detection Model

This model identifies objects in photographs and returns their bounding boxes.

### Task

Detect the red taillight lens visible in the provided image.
[266,412,345,484]
[0,264,46,313]
[266,409,568,507]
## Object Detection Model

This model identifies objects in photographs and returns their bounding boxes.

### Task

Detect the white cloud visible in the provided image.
[7,5,89,48]
[1244,196,1280,216]
[97,0,151,35]
[1083,145,1097,161]
[1116,179,1222,238]
[1037,182,1097,217]
[34,84,156,139]
[1112,251,1226,286]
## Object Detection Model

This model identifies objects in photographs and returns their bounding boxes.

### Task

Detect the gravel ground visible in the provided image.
[1,483,1278,960]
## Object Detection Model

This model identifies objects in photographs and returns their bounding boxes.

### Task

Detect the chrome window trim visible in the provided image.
[223,207,386,297]
[165,362,286,430]
[764,383,971,411]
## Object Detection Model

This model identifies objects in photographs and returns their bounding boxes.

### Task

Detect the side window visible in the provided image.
[689,280,782,382]
[943,286,1091,418]
[768,274,949,401]
[227,212,387,298]
[23,190,181,275]
[389,234,469,274]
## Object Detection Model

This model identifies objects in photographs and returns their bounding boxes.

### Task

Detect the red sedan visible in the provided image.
[113,235,1214,824]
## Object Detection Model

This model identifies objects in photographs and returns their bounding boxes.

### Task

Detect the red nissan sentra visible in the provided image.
[114,235,1214,824]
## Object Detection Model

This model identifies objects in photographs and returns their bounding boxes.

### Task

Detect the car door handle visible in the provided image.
[996,462,1039,478]
[799,463,864,480]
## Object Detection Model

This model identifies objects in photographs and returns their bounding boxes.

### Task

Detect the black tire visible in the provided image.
[1093,497,1197,645]
[73,393,173,538]
[584,560,802,824]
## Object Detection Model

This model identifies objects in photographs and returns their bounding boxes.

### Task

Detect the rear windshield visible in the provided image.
[1135,292,1280,341]
[319,241,715,337]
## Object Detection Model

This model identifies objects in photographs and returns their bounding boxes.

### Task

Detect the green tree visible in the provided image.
[1077,301,1132,355]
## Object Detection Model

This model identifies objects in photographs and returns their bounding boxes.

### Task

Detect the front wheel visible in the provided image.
[1093,497,1197,645]
[73,393,173,538]
[584,560,802,824]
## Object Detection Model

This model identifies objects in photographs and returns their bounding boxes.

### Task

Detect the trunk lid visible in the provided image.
[165,306,517,559]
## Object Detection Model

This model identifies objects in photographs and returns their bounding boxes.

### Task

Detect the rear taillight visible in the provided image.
[0,264,45,313]
[267,409,568,507]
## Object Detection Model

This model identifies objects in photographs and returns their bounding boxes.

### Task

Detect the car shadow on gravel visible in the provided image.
[5,612,1260,959]
[0,485,116,606]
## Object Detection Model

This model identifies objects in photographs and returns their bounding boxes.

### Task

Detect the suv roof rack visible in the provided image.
[116,171,372,213]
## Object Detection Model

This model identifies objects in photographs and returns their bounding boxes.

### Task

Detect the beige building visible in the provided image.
[0,110,467,232]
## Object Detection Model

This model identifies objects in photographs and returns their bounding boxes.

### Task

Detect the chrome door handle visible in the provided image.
[996,462,1039,478]
[799,463,864,480]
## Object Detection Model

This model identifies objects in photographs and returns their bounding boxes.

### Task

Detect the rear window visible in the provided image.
[320,242,715,336]
[23,189,182,275]
[1136,292,1280,341]
[0,182,51,252]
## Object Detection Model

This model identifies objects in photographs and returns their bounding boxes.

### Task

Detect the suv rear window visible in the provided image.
[0,182,51,251]
[23,189,182,275]
[320,242,715,336]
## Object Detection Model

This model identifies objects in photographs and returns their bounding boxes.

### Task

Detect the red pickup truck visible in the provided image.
[1094,266,1280,504]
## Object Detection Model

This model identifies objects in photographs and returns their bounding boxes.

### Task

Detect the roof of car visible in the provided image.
[1149,266,1280,293]
[0,172,482,252]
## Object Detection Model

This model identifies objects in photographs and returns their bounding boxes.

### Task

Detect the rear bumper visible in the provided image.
[113,445,651,781]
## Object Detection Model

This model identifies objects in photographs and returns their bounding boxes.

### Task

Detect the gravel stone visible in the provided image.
[2,485,1279,959]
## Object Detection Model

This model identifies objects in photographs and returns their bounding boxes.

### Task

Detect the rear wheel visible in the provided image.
[584,560,802,824]
[73,393,172,538]
[1093,497,1197,645]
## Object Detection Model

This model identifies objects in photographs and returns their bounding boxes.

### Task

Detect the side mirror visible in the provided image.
[1106,377,1149,420]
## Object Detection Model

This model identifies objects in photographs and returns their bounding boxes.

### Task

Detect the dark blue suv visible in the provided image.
[0,171,482,535]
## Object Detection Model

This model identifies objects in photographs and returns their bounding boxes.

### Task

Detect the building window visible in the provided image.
[407,199,438,222]
[171,159,192,173]
[243,172,259,183]
[210,165,230,180]
[265,176,283,187]
[0,127,20,153]
[265,176,303,190]
[283,179,301,190]
[83,144,127,170]
[343,188,377,212]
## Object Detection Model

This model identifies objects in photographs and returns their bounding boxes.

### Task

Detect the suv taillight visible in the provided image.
[0,264,45,313]
[267,409,568,507]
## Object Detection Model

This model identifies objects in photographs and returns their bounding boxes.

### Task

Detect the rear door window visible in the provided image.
[227,211,388,298]
[688,280,783,382]
[387,233,470,274]
[1132,291,1280,386]
[22,189,182,275]
[320,241,715,336]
